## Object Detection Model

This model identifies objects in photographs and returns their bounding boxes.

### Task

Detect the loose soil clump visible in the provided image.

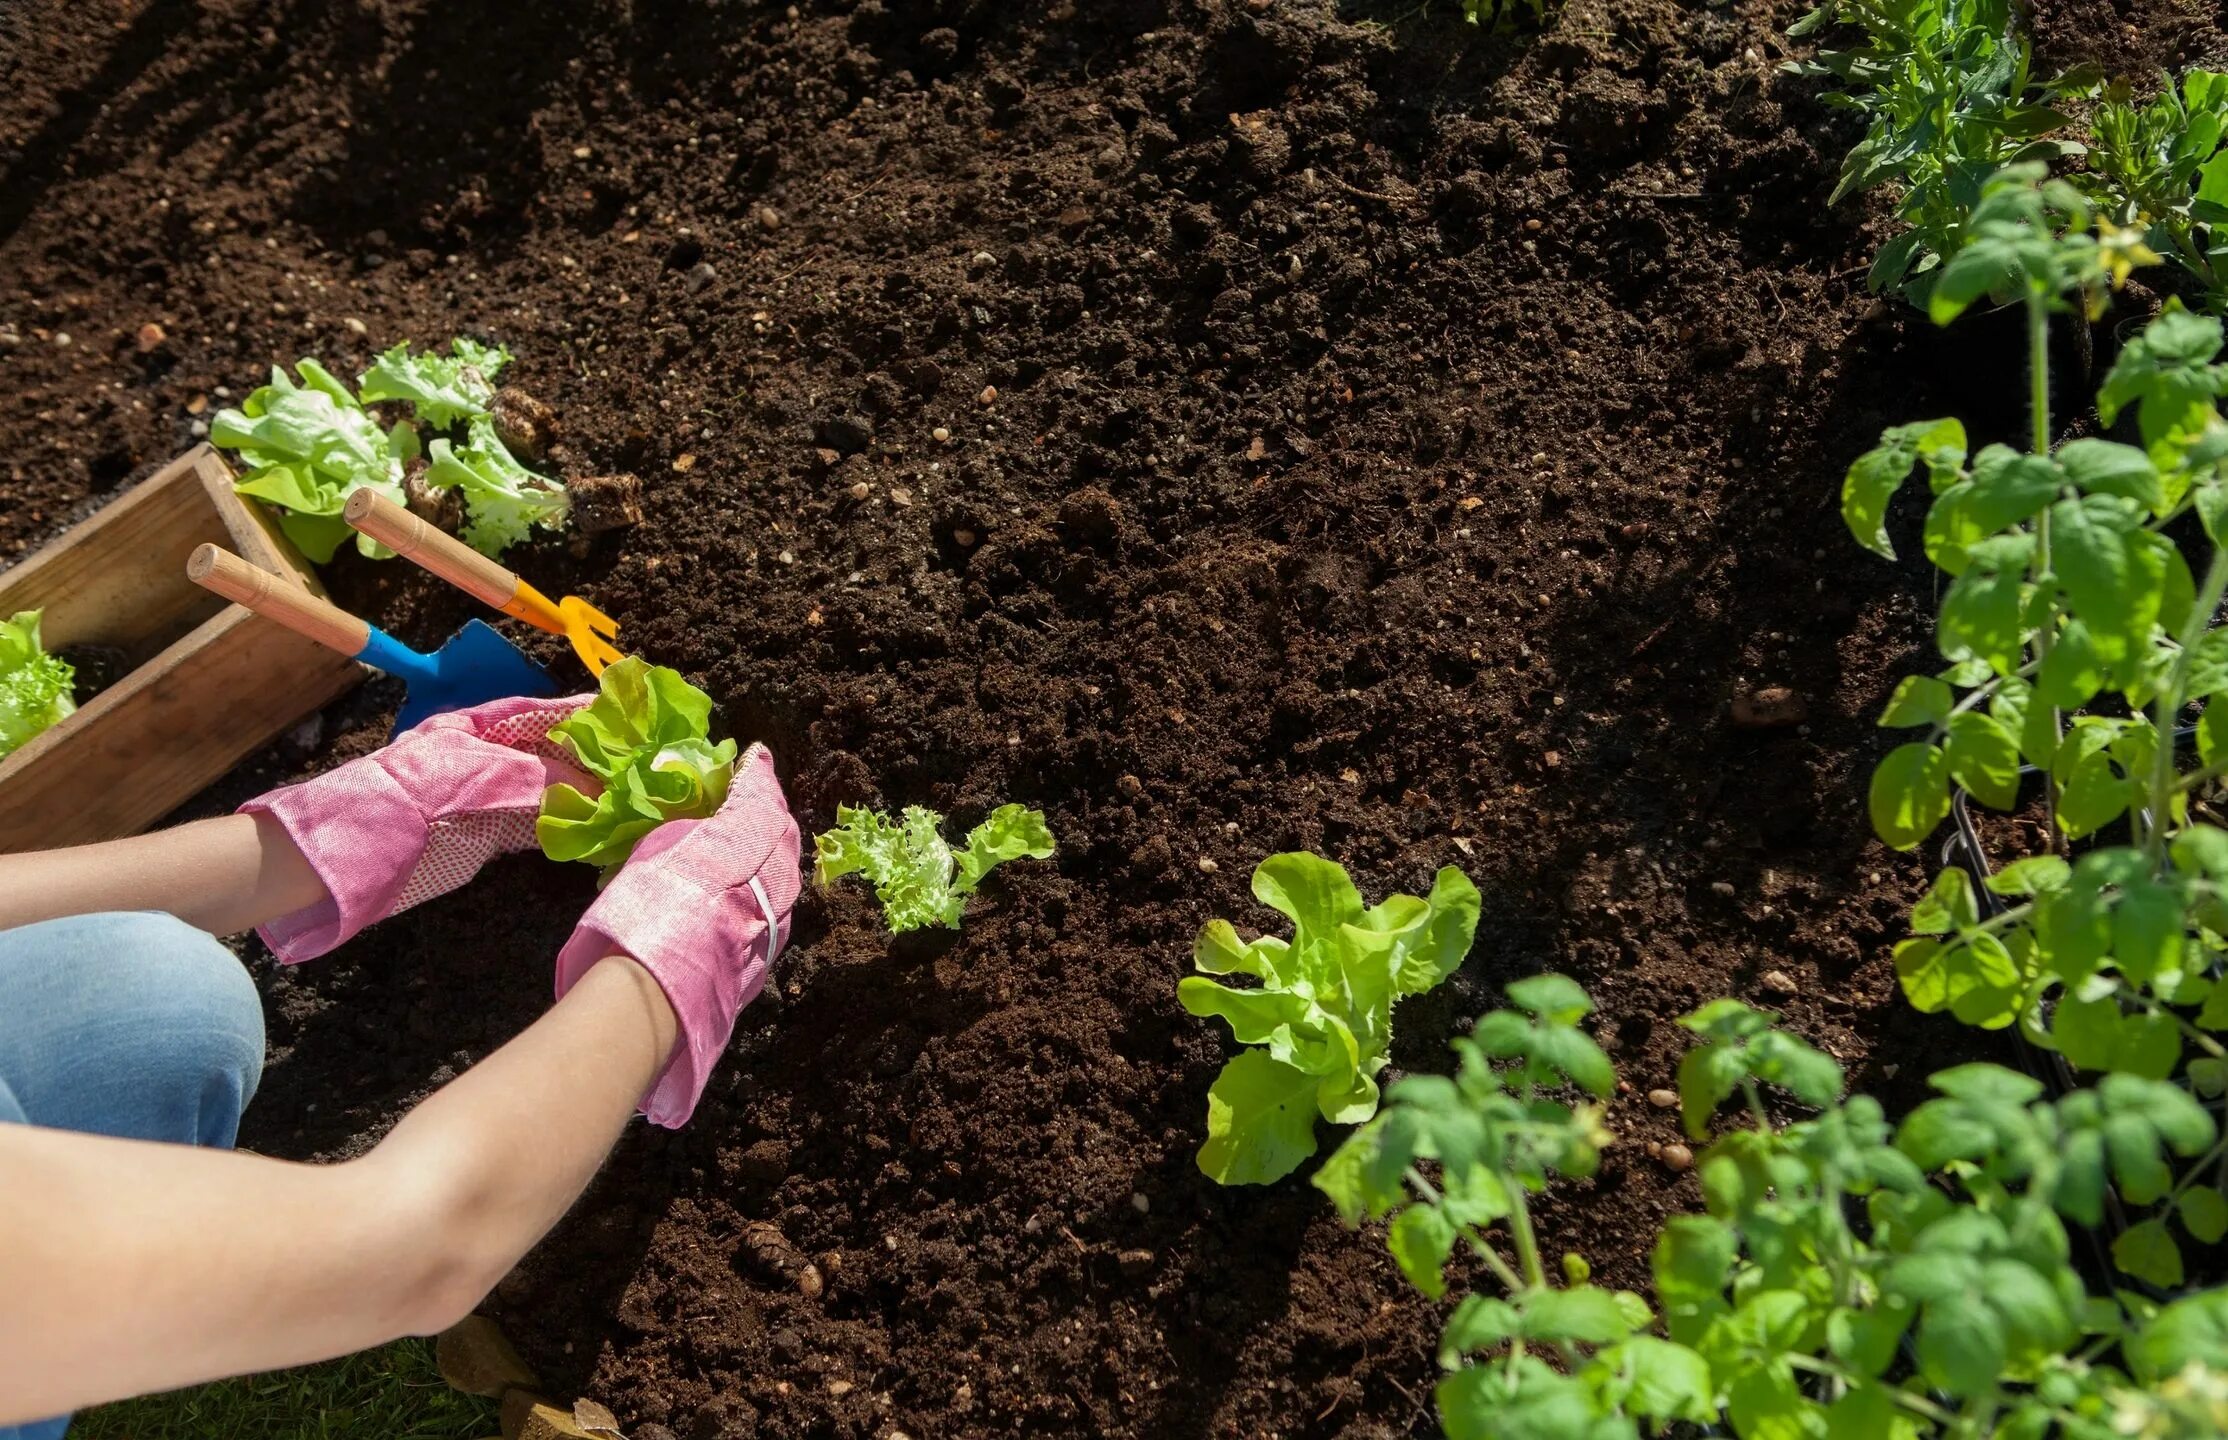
[5,0,2226,1436]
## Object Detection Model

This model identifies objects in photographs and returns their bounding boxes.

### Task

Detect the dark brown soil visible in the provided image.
[6,0,2227,1436]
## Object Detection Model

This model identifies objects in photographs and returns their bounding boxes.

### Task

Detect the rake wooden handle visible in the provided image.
[188,544,369,656]
[345,489,521,611]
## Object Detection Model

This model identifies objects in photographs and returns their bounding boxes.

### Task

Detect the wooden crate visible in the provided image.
[0,446,363,852]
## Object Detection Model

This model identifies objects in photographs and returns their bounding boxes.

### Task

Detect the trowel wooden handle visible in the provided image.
[345,489,521,611]
[188,544,369,657]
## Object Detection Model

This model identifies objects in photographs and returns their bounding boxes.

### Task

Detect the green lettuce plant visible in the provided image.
[358,338,512,429]
[210,360,412,563]
[1320,983,2228,1437]
[214,340,565,563]
[813,804,1055,933]
[1180,854,1480,1185]
[0,610,75,761]
[537,656,737,876]
[426,417,569,558]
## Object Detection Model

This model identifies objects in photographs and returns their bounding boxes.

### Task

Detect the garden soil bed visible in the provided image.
[7,0,2227,1436]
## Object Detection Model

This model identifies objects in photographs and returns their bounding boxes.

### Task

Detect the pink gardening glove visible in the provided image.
[553,743,801,1128]
[242,693,597,963]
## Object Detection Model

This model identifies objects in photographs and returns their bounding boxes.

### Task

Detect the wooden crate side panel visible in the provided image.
[0,610,362,852]
[0,448,239,663]
[192,447,331,594]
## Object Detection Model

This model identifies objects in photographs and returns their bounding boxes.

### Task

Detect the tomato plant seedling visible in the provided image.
[1321,980,2228,1435]
[1784,0,2084,305]
[1844,162,2228,1284]
[2082,71,2228,314]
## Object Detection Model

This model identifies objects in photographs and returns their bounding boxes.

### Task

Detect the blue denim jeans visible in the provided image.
[0,912,265,1440]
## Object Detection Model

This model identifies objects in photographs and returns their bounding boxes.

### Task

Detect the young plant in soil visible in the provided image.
[2081,71,2228,314]
[1180,853,1480,1185]
[211,359,413,563]
[538,656,737,876]
[0,609,74,761]
[213,339,566,563]
[1321,980,2228,1437]
[1784,0,2083,304]
[1847,164,2228,1284]
[813,803,1055,933]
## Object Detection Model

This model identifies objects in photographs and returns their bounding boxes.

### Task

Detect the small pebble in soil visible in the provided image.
[932,426,951,442]
[1760,969,1799,995]
[1731,684,1807,728]
[952,528,977,546]
[1646,1088,1677,1109]
[849,481,871,499]
[135,322,165,351]
[889,487,913,507]
[1710,880,1736,898]
[977,385,998,406]
[1661,1143,1693,1171]
[1197,856,1218,873]
[1130,1192,1150,1214]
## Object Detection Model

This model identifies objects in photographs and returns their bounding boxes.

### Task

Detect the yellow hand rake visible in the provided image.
[344,489,623,677]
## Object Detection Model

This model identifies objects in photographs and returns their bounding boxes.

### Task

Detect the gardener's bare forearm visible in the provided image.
[0,955,676,1423]
[0,812,327,936]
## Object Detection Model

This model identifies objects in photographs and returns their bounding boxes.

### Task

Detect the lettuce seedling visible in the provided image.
[1180,854,1480,1186]
[538,656,738,876]
[814,804,1056,932]
[211,360,412,563]
[358,338,512,429]
[426,417,569,559]
[0,610,75,761]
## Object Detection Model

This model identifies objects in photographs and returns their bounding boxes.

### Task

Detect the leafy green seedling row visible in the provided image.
[1322,978,2228,1437]
[1846,162,2228,1288]
[1789,0,2228,315]
[213,339,567,563]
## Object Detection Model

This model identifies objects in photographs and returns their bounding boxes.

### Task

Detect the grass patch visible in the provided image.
[71,1340,493,1440]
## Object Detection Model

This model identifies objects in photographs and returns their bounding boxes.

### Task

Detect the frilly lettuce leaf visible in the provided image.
[426,417,568,559]
[211,360,408,562]
[0,609,76,760]
[358,338,512,429]
[814,802,1056,932]
[1180,854,1481,1185]
[537,657,737,875]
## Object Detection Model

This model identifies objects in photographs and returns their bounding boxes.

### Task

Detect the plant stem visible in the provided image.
[1506,1186,1549,1291]
[1786,1356,1960,1426]
[2026,292,2066,846]
[2149,547,2228,864]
